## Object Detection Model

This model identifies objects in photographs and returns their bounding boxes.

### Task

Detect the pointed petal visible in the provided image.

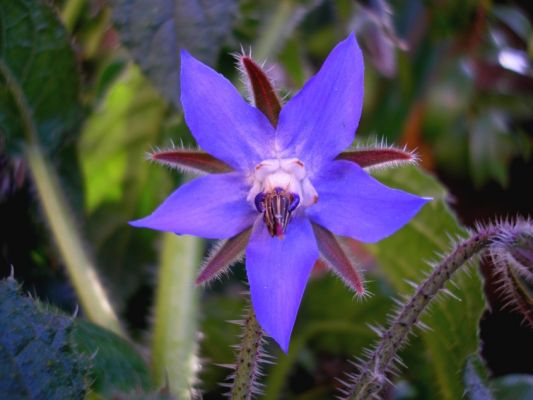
[276,34,364,172]
[307,161,429,243]
[196,228,251,285]
[130,173,255,239]
[246,216,319,352]
[240,56,281,127]
[181,51,275,171]
[336,146,417,170]
[312,223,365,295]
[150,148,232,174]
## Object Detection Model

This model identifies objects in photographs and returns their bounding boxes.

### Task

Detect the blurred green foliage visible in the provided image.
[1,0,532,399]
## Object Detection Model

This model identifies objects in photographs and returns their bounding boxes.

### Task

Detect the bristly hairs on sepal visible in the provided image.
[232,48,281,107]
[196,229,251,286]
[195,240,239,287]
[335,238,370,299]
[233,49,283,127]
[313,224,369,297]
[487,217,533,326]
[337,137,419,172]
[147,144,232,175]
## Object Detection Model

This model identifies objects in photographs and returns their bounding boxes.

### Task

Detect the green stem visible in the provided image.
[151,233,202,398]
[25,144,124,336]
[0,58,123,336]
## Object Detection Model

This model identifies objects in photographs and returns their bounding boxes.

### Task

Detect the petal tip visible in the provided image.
[262,324,290,354]
[129,217,148,228]
[278,337,290,354]
[180,49,192,60]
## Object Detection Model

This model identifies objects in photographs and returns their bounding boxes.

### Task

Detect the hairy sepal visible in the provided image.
[196,228,252,285]
[149,147,232,174]
[312,223,366,295]
[336,144,418,171]
[238,55,282,127]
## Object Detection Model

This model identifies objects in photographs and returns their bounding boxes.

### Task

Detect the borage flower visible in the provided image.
[131,34,429,352]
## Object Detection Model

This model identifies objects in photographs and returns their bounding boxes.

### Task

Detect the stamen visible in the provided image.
[254,192,265,213]
[247,157,318,236]
[257,187,297,238]
[289,194,300,212]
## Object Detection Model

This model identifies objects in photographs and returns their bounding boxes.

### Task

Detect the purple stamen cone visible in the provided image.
[130,33,430,352]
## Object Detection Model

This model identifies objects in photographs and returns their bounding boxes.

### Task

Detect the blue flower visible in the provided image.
[131,34,429,352]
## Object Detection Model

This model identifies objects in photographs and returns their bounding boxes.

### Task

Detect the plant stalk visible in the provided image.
[230,307,265,400]
[1,58,123,336]
[347,228,499,399]
[25,143,124,336]
[151,233,202,398]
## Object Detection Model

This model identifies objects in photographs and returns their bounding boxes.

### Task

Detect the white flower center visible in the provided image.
[247,158,318,237]
[247,158,318,209]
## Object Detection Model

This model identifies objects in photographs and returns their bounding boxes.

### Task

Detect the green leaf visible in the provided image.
[70,320,151,397]
[492,374,533,400]
[111,0,238,109]
[369,166,486,400]
[463,355,494,400]
[0,277,87,399]
[0,0,82,154]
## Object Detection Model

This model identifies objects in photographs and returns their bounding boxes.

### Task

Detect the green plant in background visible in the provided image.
[1,0,532,399]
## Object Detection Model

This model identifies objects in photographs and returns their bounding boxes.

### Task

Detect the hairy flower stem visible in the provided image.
[347,227,500,400]
[230,308,265,400]
[0,59,123,336]
[151,233,202,398]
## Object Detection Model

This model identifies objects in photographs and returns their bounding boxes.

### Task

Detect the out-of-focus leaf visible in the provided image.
[369,165,486,400]
[492,6,533,44]
[0,0,82,155]
[200,291,246,393]
[469,112,515,187]
[80,65,173,304]
[350,0,408,78]
[0,277,87,399]
[492,374,533,400]
[111,0,238,109]
[463,355,494,400]
[71,320,151,397]
[110,390,175,400]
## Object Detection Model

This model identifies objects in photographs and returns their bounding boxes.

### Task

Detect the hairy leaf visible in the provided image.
[369,166,486,400]
[0,0,82,154]
[71,320,151,397]
[0,278,87,399]
[112,0,238,109]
